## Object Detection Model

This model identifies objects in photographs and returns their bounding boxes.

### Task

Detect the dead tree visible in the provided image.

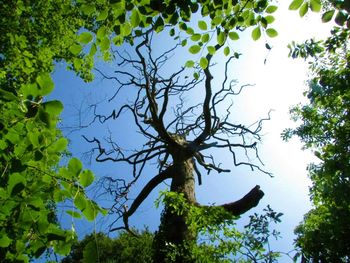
[84,31,271,262]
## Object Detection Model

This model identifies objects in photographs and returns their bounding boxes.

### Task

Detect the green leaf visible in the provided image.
[181,39,187,47]
[74,193,87,211]
[79,170,94,187]
[8,173,26,196]
[89,43,97,55]
[189,45,201,54]
[322,10,335,23]
[82,201,98,221]
[190,34,201,41]
[228,31,239,40]
[66,210,82,219]
[96,9,108,21]
[224,46,230,56]
[100,37,110,52]
[0,233,12,248]
[217,31,226,46]
[193,72,199,80]
[80,4,95,15]
[78,32,93,44]
[198,20,207,30]
[310,0,321,12]
[42,100,63,116]
[212,16,222,26]
[169,28,175,37]
[68,158,83,177]
[54,240,72,256]
[185,60,195,68]
[201,33,210,43]
[154,16,164,33]
[97,26,107,39]
[207,46,215,55]
[289,0,304,10]
[251,27,261,41]
[265,15,275,24]
[199,57,208,69]
[36,73,54,96]
[69,43,83,55]
[130,9,141,27]
[121,23,132,36]
[266,5,278,13]
[266,28,278,38]
[299,2,309,17]
[186,27,195,35]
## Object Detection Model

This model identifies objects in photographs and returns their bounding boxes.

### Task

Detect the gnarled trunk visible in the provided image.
[153,149,197,262]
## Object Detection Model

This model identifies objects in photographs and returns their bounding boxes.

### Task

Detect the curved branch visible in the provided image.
[192,43,222,147]
[122,165,175,228]
[200,185,264,217]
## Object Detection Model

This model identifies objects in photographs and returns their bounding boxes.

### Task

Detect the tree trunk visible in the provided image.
[153,155,197,263]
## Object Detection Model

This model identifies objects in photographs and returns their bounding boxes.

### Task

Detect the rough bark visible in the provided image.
[153,159,196,262]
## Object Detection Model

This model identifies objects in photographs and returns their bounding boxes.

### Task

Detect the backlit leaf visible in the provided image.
[199,57,208,69]
[266,28,278,38]
[69,43,83,55]
[100,37,110,51]
[228,32,239,40]
[299,2,308,17]
[207,46,215,55]
[48,137,68,153]
[68,158,83,177]
[79,170,94,187]
[42,100,63,116]
[310,0,321,12]
[191,34,201,41]
[252,27,261,41]
[265,15,275,24]
[36,73,54,96]
[130,9,141,27]
[82,201,98,221]
[201,33,210,43]
[96,9,108,21]
[266,5,278,13]
[80,4,95,15]
[289,0,304,10]
[321,10,335,23]
[78,32,93,44]
[185,60,195,68]
[224,46,230,56]
[198,20,207,30]
[189,45,201,54]
[74,193,87,211]
[217,31,226,46]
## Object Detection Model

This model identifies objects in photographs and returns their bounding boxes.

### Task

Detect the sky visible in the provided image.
[48,1,334,262]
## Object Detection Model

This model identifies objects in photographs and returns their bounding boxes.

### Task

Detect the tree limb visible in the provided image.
[199,185,264,217]
[220,185,264,216]
[120,165,175,230]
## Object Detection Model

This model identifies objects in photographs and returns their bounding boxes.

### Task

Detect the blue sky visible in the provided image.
[48,2,334,262]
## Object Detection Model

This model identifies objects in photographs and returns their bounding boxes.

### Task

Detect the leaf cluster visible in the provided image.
[61,230,154,263]
[285,1,350,261]
[156,191,283,262]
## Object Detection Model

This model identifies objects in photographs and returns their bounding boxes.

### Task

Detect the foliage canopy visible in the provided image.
[285,0,350,261]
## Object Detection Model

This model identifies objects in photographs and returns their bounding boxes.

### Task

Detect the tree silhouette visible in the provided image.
[84,31,271,262]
